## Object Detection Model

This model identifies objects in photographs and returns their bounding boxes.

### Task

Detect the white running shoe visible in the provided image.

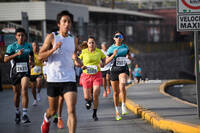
[122,105,128,115]
[37,93,41,101]
[32,100,37,106]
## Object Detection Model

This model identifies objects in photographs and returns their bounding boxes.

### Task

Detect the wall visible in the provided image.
[135,50,194,80]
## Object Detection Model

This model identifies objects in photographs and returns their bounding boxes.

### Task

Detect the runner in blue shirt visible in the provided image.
[107,31,134,120]
[4,28,33,124]
[134,64,142,83]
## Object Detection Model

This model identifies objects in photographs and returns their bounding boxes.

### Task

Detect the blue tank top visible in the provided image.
[107,44,129,58]
[107,44,129,70]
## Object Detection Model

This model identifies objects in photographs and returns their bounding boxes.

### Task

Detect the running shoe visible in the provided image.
[92,114,98,121]
[115,112,122,121]
[103,91,107,98]
[85,101,91,110]
[107,88,111,95]
[57,118,64,129]
[122,105,128,115]
[15,112,21,124]
[53,114,58,123]
[37,93,41,101]
[22,115,31,123]
[41,119,50,133]
[32,100,37,106]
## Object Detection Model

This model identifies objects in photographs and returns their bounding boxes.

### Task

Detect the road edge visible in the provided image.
[125,80,200,133]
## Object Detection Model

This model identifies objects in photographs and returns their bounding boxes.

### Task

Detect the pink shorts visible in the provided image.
[80,71,102,89]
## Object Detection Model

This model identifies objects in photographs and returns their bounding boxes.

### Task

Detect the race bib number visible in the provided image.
[116,57,126,66]
[87,65,97,74]
[33,66,41,74]
[16,62,28,72]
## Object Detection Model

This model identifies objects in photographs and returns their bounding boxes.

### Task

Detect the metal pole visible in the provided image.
[194,31,200,118]
[42,20,47,42]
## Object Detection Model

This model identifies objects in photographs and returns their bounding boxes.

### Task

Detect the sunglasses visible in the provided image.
[114,34,123,39]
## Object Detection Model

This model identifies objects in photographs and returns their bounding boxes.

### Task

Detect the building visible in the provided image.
[0,1,161,45]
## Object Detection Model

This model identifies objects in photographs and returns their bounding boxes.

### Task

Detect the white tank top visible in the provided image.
[46,32,76,82]
[100,49,111,71]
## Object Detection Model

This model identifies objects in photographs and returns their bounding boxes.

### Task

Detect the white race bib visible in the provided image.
[116,57,126,66]
[87,65,97,74]
[16,62,28,72]
[33,66,41,74]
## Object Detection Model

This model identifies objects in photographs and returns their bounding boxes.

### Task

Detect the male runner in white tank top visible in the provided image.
[39,10,80,133]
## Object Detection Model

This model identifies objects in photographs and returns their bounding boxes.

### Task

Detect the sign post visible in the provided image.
[177,0,200,118]
[194,31,200,118]
[21,12,29,42]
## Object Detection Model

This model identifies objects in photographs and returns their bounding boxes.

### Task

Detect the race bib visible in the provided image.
[87,65,97,74]
[116,57,126,66]
[16,62,28,72]
[33,66,41,74]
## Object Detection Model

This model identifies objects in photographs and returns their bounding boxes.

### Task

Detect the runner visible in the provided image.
[4,28,33,124]
[39,10,79,133]
[79,37,116,121]
[100,42,111,98]
[30,41,43,106]
[107,31,133,120]
[134,64,142,84]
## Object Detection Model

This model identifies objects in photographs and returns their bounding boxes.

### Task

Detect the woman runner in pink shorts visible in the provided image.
[79,36,117,121]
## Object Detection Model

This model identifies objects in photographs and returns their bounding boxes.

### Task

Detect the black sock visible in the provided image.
[93,109,97,117]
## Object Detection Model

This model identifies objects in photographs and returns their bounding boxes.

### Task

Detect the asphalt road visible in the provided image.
[0,87,169,133]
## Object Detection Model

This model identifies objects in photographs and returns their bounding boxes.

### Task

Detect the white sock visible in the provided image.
[44,113,50,123]
[115,106,120,113]
[122,102,125,107]
[22,108,28,116]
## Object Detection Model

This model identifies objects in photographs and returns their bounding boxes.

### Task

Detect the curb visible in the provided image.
[125,80,200,133]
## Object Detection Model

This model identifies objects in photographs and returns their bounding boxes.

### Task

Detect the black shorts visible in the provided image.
[135,76,142,81]
[47,82,77,97]
[30,75,42,82]
[110,66,129,81]
[101,70,110,78]
[10,73,30,85]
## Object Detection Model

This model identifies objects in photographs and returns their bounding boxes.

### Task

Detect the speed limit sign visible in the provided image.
[177,0,200,31]
[177,0,200,13]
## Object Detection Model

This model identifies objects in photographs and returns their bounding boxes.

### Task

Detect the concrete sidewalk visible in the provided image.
[125,80,200,133]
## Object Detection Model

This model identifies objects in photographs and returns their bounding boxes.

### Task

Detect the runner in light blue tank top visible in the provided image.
[106,31,134,121]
